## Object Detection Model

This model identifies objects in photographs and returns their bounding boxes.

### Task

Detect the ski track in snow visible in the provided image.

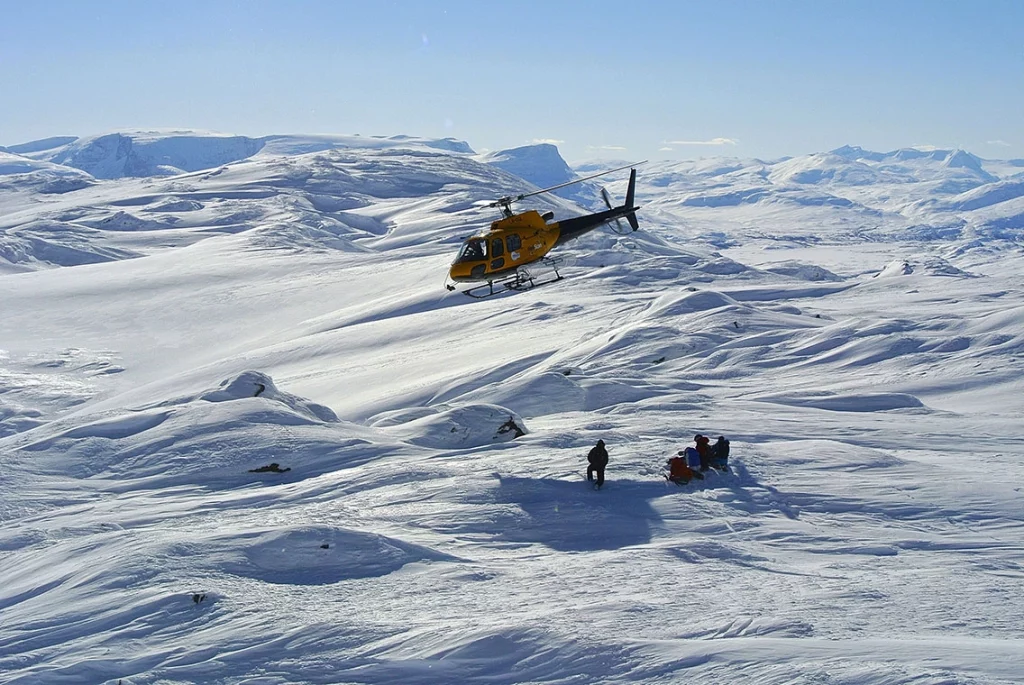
[1,133,1023,684]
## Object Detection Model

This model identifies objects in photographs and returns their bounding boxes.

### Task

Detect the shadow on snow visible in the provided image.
[494,475,663,552]
[494,463,798,552]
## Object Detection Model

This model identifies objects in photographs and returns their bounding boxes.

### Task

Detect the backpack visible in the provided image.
[683,447,701,470]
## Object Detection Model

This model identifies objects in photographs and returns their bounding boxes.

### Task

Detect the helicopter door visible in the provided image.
[490,237,505,270]
[506,234,522,262]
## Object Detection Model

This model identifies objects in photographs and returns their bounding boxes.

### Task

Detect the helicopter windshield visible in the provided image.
[455,238,486,263]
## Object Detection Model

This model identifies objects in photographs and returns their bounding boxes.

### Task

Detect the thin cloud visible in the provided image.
[531,138,564,145]
[987,139,1012,147]
[665,137,738,147]
[586,145,628,151]
[659,147,674,151]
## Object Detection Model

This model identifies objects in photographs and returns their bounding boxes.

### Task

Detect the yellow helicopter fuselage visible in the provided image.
[446,165,641,292]
[448,210,560,283]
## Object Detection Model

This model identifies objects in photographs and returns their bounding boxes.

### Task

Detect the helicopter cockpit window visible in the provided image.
[491,237,504,258]
[506,234,522,251]
[456,239,486,263]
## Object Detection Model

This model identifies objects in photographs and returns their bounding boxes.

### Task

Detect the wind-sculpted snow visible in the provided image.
[200,371,339,423]
[2,133,1024,684]
[453,370,659,418]
[764,261,843,281]
[0,403,44,438]
[647,289,743,316]
[3,373,384,492]
[0,220,141,268]
[375,403,527,449]
[202,525,459,584]
[750,390,926,412]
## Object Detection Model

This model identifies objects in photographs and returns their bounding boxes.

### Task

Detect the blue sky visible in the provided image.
[2,0,1022,161]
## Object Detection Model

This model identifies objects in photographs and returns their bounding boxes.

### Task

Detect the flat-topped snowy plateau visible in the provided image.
[1,130,1022,684]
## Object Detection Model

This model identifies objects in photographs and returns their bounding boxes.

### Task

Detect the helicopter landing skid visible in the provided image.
[462,258,564,299]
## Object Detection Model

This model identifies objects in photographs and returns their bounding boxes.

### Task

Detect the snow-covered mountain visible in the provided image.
[479,143,603,207]
[9,130,476,180]
[1,130,1023,684]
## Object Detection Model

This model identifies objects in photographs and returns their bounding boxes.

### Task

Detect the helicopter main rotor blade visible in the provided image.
[511,160,647,203]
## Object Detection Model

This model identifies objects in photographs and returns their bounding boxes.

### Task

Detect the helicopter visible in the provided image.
[444,162,643,298]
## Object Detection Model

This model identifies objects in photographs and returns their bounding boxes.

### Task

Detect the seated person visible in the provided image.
[666,452,695,484]
[457,239,485,263]
[710,436,730,471]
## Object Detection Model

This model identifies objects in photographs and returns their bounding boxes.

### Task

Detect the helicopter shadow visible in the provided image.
[494,475,668,552]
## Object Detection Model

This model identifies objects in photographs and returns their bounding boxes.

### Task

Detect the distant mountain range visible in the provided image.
[2,130,1022,273]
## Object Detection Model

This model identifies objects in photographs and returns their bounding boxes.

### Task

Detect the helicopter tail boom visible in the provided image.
[553,167,641,245]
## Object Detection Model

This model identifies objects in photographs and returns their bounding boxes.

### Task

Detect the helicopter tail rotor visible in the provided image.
[600,168,639,234]
[601,187,629,235]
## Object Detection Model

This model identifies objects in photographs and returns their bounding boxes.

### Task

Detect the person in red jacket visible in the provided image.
[666,451,695,484]
[694,434,712,472]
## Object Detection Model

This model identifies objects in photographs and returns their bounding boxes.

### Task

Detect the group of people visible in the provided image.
[585,434,730,489]
[666,434,730,485]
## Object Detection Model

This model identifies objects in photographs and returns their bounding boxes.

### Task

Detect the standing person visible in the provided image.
[695,434,712,472]
[587,439,609,489]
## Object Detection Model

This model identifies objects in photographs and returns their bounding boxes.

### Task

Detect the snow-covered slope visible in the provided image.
[1,131,1023,684]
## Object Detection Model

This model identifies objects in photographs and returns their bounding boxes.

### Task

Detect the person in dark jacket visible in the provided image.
[587,439,609,488]
[694,434,712,472]
[710,436,730,471]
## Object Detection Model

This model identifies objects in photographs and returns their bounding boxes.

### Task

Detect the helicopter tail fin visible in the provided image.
[624,168,639,231]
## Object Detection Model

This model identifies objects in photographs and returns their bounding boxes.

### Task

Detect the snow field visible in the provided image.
[1,133,1023,683]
